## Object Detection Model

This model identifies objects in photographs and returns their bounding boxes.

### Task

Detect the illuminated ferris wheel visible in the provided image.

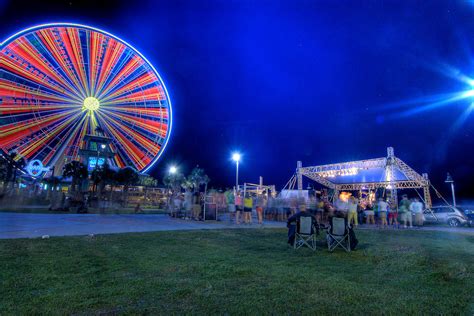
[0,23,172,175]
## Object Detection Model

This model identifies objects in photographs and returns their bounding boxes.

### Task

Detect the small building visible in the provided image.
[79,135,115,171]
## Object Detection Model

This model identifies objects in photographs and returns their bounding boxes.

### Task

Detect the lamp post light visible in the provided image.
[169,165,177,175]
[166,165,178,213]
[96,143,107,169]
[445,172,456,207]
[232,152,241,190]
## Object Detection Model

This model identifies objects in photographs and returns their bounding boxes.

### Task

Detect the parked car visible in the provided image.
[462,207,474,227]
[423,206,471,227]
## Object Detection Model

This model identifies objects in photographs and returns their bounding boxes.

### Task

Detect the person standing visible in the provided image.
[348,196,359,227]
[278,198,286,221]
[192,192,201,220]
[365,203,375,225]
[325,201,336,223]
[373,200,380,226]
[243,193,253,224]
[388,200,399,228]
[357,200,365,226]
[184,190,193,218]
[399,195,412,228]
[316,198,325,224]
[410,197,424,226]
[378,198,388,228]
[255,194,264,225]
[224,189,235,222]
[307,195,317,216]
[266,195,274,220]
[289,197,298,217]
[134,203,142,214]
[235,191,243,224]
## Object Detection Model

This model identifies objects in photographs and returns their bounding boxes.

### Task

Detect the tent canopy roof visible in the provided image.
[323,167,408,184]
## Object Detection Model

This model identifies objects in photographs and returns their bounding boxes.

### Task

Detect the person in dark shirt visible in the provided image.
[287,204,319,246]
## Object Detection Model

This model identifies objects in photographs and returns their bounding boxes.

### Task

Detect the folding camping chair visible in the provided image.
[294,216,317,251]
[327,217,351,252]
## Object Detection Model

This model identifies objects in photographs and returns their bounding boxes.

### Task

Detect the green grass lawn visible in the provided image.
[1,229,473,315]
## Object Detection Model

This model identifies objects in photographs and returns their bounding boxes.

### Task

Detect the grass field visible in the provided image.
[1,228,473,315]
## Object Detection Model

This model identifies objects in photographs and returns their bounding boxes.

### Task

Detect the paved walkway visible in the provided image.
[1,212,472,239]
[0,212,285,239]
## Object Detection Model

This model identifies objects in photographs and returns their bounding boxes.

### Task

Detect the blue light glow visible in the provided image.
[232,152,241,162]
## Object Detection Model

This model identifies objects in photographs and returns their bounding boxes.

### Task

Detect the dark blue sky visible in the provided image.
[2,0,474,197]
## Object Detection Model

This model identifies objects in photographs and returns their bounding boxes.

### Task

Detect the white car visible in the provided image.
[423,206,470,227]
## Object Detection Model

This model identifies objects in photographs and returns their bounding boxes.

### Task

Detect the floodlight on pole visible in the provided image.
[232,152,241,190]
[445,172,456,206]
[232,153,241,162]
[169,165,177,175]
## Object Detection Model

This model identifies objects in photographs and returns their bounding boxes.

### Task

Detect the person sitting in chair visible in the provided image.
[287,204,319,246]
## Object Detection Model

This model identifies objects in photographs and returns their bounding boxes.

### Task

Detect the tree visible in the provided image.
[41,176,62,201]
[116,167,139,205]
[163,171,185,194]
[91,163,117,197]
[139,174,158,187]
[0,156,8,191]
[186,166,210,193]
[62,161,88,192]
[42,176,62,191]
[2,152,26,194]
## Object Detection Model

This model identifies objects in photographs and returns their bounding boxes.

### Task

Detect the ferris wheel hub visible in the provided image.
[83,97,100,111]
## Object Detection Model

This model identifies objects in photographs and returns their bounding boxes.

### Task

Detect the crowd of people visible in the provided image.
[167,188,426,228]
[168,191,206,220]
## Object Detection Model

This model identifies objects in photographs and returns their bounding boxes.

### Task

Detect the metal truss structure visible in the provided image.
[240,176,276,196]
[293,147,434,208]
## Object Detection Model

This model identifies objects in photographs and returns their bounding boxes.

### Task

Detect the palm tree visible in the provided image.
[163,171,185,194]
[187,166,210,194]
[116,167,139,205]
[139,174,158,202]
[91,163,117,197]
[62,161,88,192]
[42,176,62,200]
[0,156,7,194]
[2,152,26,194]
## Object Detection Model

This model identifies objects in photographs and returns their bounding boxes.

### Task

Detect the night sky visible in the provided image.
[1,0,474,198]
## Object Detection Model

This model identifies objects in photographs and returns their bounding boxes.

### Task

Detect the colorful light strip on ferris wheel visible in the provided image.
[1,23,173,173]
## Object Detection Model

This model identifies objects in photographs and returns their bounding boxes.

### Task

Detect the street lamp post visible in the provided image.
[232,152,241,190]
[445,173,456,207]
[168,165,178,213]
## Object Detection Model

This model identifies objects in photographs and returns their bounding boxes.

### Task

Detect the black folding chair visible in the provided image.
[327,217,351,252]
[294,216,317,251]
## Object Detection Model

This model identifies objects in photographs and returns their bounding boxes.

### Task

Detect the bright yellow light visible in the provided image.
[83,97,100,111]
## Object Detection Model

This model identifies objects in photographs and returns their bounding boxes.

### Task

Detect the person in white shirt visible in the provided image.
[410,197,424,226]
[378,198,389,228]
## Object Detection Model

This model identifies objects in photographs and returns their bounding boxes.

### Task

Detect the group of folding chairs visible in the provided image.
[293,216,352,252]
